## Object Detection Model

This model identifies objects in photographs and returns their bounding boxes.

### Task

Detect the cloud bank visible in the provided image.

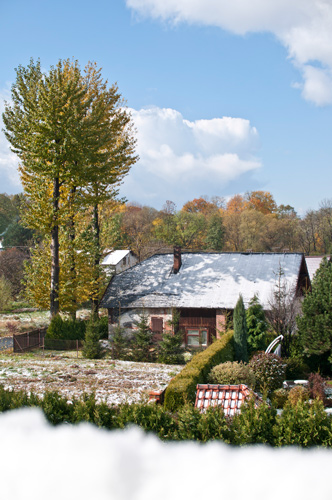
[126,0,332,105]
[0,92,21,194]
[1,407,332,500]
[122,107,261,206]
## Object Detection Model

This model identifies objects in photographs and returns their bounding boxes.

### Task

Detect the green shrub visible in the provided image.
[116,402,176,440]
[271,388,289,409]
[208,361,255,388]
[46,315,86,340]
[275,399,332,447]
[82,320,104,359]
[132,312,154,362]
[41,391,74,425]
[232,398,276,445]
[95,316,109,339]
[158,330,185,365]
[286,385,310,407]
[0,276,13,311]
[284,358,310,380]
[164,331,234,412]
[249,352,286,394]
[111,323,127,360]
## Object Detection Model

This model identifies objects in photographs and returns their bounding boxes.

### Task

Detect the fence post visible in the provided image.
[77,339,78,359]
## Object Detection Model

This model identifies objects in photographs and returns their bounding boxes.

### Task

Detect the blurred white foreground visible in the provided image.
[1,408,331,500]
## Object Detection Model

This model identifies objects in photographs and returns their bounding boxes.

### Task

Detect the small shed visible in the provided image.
[101,249,138,276]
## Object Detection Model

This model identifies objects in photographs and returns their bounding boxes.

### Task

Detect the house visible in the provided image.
[100,249,310,346]
[101,249,138,277]
[305,255,330,283]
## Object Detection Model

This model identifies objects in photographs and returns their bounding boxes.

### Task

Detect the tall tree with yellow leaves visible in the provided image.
[3,59,137,316]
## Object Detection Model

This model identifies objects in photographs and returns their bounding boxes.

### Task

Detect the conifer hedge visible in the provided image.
[164,331,234,412]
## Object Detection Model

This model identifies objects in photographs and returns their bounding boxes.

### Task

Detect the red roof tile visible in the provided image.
[195,384,262,416]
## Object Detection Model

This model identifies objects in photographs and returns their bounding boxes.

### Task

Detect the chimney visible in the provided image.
[173,246,181,274]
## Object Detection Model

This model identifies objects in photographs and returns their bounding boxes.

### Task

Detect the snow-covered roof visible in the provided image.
[100,252,305,311]
[305,256,326,282]
[101,250,131,266]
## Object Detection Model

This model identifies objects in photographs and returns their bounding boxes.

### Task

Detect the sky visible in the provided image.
[1,0,332,214]
[1,406,332,500]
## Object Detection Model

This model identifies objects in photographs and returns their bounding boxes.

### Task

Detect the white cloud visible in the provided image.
[0,91,21,194]
[1,407,332,500]
[122,107,261,205]
[126,0,332,105]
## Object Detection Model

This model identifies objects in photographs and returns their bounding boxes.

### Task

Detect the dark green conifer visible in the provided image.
[246,295,268,354]
[234,294,248,362]
[132,311,153,362]
[82,319,103,359]
[158,309,185,365]
[297,258,332,361]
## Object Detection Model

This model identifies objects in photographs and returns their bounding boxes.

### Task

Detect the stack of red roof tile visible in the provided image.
[195,384,261,416]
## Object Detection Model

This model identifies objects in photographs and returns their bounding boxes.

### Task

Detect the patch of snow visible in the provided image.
[0,407,332,500]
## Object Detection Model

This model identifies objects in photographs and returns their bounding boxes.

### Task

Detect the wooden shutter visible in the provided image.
[151,317,163,333]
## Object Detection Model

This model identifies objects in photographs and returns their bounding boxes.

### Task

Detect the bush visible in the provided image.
[0,276,13,312]
[275,399,332,447]
[82,320,104,359]
[284,358,310,380]
[111,323,128,360]
[308,373,326,404]
[164,331,234,412]
[207,361,255,388]
[41,391,74,425]
[46,315,86,340]
[116,402,176,440]
[271,388,289,409]
[95,316,109,339]
[158,330,185,365]
[232,398,276,445]
[286,385,310,407]
[248,352,286,394]
[132,312,154,362]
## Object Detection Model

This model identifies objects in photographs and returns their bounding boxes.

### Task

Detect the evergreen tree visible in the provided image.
[246,295,268,354]
[158,309,185,365]
[82,319,103,359]
[297,258,332,361]
[233,294,248,362]
[132,312,153,362]
[111,322,127,360]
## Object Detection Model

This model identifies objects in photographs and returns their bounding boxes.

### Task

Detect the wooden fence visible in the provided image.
[13,328,47,353]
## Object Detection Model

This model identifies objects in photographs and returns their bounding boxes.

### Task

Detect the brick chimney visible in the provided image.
[173,246,181,274]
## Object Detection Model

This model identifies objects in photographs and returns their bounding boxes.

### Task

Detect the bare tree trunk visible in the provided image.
[50,177,60,317]
[91,203,100,318]
[69,185,77,321]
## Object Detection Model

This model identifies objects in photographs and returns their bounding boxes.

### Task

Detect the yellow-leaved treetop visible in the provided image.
[3,59,137,317]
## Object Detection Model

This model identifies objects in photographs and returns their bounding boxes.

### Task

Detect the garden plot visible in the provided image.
[0,355,182,405]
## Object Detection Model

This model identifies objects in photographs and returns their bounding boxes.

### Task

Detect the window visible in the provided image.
[151,317,163,333]
[186,328,208,346]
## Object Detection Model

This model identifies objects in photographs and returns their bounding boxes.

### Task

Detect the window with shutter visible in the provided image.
[151,317,163,333]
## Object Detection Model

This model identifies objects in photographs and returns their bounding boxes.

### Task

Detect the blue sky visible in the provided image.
[1,0,332,214]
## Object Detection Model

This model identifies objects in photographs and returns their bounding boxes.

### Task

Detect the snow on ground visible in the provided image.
[0,355,182,404]
[1,407,332,500]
